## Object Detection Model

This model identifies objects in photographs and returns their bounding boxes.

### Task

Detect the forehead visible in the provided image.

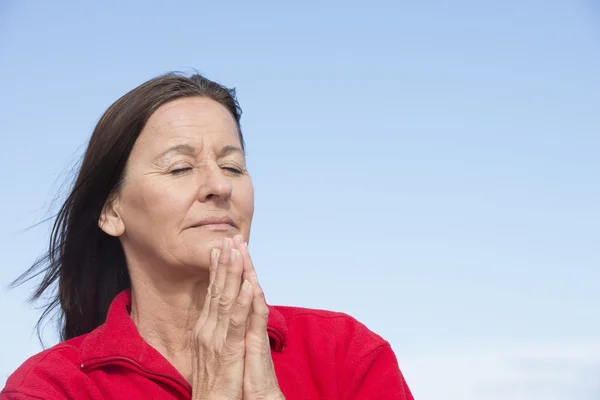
[139,96,240,148]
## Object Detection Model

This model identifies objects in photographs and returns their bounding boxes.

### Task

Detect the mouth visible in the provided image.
[190,217,237,232]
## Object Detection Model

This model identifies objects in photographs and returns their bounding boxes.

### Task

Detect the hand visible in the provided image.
[233,235,286,400]
[191,237,254,400]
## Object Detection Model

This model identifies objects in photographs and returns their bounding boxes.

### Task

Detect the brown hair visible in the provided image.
[13,72,244,341]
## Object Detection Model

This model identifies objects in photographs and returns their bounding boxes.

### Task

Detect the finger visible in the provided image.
[232,234,244,250]
[227,279,253,344]
[197,248,220,326]
[240,241,256,282]
[208,247,220,288]
[215,247,244,335]
[241,242,270,335]
[206,237,232,328]
[239,241,255,329]
[247,278,269,336]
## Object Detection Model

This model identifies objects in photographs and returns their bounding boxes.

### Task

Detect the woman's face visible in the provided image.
[100,97,254,272]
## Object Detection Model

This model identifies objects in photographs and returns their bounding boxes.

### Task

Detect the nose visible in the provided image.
[196,163,233,203]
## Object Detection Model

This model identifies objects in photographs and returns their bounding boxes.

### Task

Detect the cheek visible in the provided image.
[120,178,193,232]
[237,180,255,223]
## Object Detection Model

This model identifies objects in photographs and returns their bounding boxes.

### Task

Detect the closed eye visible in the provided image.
[170,167,193,176]
[223,166,244,175]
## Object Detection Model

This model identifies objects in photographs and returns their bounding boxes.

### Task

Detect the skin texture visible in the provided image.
[98,97,284,400]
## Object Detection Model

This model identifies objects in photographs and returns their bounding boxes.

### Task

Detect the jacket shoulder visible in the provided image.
[1,337,95,399]
[272,305,362,324]
[272,305,389,349]
[271,306,414,399]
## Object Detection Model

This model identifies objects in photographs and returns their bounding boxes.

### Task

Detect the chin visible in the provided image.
[205,231,240,244]
[182,232,234,257]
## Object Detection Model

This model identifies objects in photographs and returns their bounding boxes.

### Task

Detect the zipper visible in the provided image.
[81,356,191,397]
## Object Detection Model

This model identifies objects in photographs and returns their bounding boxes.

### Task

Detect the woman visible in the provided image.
[1,73,414,400]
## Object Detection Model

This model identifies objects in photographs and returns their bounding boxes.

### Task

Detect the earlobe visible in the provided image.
[98,198,125,237]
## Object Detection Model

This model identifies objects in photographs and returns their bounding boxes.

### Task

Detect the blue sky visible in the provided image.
[1,1,599,398]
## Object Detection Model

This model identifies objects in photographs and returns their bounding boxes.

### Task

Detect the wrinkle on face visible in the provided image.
[109,97,254,279]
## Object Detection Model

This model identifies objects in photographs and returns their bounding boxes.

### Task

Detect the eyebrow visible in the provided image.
[217,145,244,158]
[153,144,196,163]
[153,144,244,163]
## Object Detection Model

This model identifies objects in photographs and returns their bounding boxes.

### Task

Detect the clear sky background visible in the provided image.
[0,1,599,399]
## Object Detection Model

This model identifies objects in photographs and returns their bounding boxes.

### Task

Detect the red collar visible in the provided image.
[80,289,288,369]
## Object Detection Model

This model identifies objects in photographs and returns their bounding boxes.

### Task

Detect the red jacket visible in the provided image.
[1,290,414,399]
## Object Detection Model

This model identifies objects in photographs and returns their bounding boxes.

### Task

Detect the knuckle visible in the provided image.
[209,283,221,299]
[258,309,269,320]
[218,296,233,313]
[236,295,249,308]
[228,316,244,331]
[220,343,244,362]
[256,288,266,301]
[194,330,212,346]
[254,302,269,320]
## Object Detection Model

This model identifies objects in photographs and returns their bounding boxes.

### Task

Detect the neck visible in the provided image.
[129,267,210,383]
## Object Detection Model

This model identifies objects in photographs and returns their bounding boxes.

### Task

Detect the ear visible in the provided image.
[98,196,125,237]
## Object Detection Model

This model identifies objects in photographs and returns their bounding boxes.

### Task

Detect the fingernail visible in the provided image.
[231,249,238,261]
[241,279,251,294]
[210,248,217,261]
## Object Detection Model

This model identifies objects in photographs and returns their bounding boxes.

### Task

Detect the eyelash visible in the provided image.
[223,166,244,175]
[170,167,192,176]
[169,166,244,176]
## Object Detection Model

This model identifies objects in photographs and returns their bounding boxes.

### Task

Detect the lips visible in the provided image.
[190,216,236,229]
